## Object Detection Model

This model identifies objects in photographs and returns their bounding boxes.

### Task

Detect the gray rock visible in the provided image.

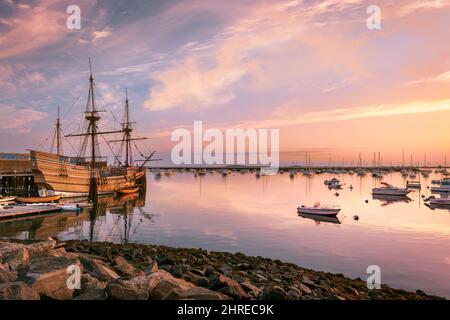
[106,272,162,300]
[0,281,40,300]
[240,281,262,297]
[5,247,29,270]
[209,274,248,299]
[81,273,106,291]
[80,257,119,283]
[0,264,18,283]
[114,256,141,277]
[260,286,289,300]
[150,270,196,299]
[298,283,312,294]
[24,253,82,300]
[0,242,25,262]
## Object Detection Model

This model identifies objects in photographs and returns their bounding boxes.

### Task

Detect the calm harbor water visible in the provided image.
[1,171,450,298]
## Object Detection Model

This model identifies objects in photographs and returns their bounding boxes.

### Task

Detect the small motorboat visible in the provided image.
[54,204,83,212]
[372,182,410,196]
[297,202,340,216]
[16,194,61,204]
[0,196,16,203]
[324,178,340,185]
[117,186,139,195]
[406,180,421,189]
[425,196,450,206]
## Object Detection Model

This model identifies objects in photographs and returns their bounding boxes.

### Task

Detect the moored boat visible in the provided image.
[117,186,139,195]
[297,203,340,216]
[16,194,61,204]
[372,182,410,196]
[406,180,421,189]
[0,196,16,203]
[30,62,152,198]
[425,196,450,206]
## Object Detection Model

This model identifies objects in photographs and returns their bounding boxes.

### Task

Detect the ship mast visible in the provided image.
[50,106,63,156]
[124,89,132,167]
[109,89,147,167]
[66,59,123,199]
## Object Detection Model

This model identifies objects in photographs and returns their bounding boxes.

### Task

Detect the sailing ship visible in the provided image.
[30,61,154,198]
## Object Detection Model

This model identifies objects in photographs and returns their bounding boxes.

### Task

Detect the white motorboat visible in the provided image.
[425,196,450,206]
[297,202,340,216]
[431,178,450,193]
[54,204,83,212]
[406,180,421,189]
[372,182,411,196]
[430,198,450,206]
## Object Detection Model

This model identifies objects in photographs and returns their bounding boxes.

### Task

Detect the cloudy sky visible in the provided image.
[0,0,449,165]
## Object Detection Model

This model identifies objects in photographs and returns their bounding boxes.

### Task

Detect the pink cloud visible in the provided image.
[0,104,47,133]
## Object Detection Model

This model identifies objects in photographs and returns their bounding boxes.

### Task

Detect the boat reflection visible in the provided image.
[0,191,147,242]
[298,212,341,225]
[424,203,450,212]
[372,194,412,206]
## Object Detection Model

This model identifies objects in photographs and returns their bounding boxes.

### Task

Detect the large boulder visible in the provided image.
[5,247,29,270]
[260,285,289,300]
[0,281,40,300]
[79,256,119,283]
[24,253,82,300]
[209,274,248,299]
[114,256,141,277]
[24,239,57,256]
[240,281,262,298]
[149,270,196,300]
[0,242,25,262]
[106,273,161,300]
[81,273,107,291]
[0,264,18,283]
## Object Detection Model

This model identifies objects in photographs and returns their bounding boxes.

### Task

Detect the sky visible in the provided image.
[0,0,449,165]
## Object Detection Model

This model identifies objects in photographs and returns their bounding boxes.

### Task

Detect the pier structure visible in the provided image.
[0,153,37,196]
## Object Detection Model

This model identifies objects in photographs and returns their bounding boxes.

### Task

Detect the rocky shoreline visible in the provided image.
[0,239,444,300]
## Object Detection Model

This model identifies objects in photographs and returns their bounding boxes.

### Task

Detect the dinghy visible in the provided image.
[116,186,139,195]
[0,196,16,203]
[16,194,61,204]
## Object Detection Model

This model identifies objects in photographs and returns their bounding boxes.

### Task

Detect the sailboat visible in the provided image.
[30,61,154,198]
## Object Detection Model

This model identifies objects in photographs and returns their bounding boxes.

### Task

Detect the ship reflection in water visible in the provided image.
[1,171,450,298]
[0,191,150,244]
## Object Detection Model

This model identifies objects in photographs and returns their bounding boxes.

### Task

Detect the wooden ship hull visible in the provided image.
[30,150,144,198]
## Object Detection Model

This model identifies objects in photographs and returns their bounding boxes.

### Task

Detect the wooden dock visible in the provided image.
[0,205,61,221]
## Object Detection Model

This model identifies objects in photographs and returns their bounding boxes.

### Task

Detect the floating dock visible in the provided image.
[0,205,61,220]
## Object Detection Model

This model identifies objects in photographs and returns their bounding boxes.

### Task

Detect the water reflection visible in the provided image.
[298,212,342,225]
[1,170,450,298]
[0,189,150,244]
[372,194,412,206]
